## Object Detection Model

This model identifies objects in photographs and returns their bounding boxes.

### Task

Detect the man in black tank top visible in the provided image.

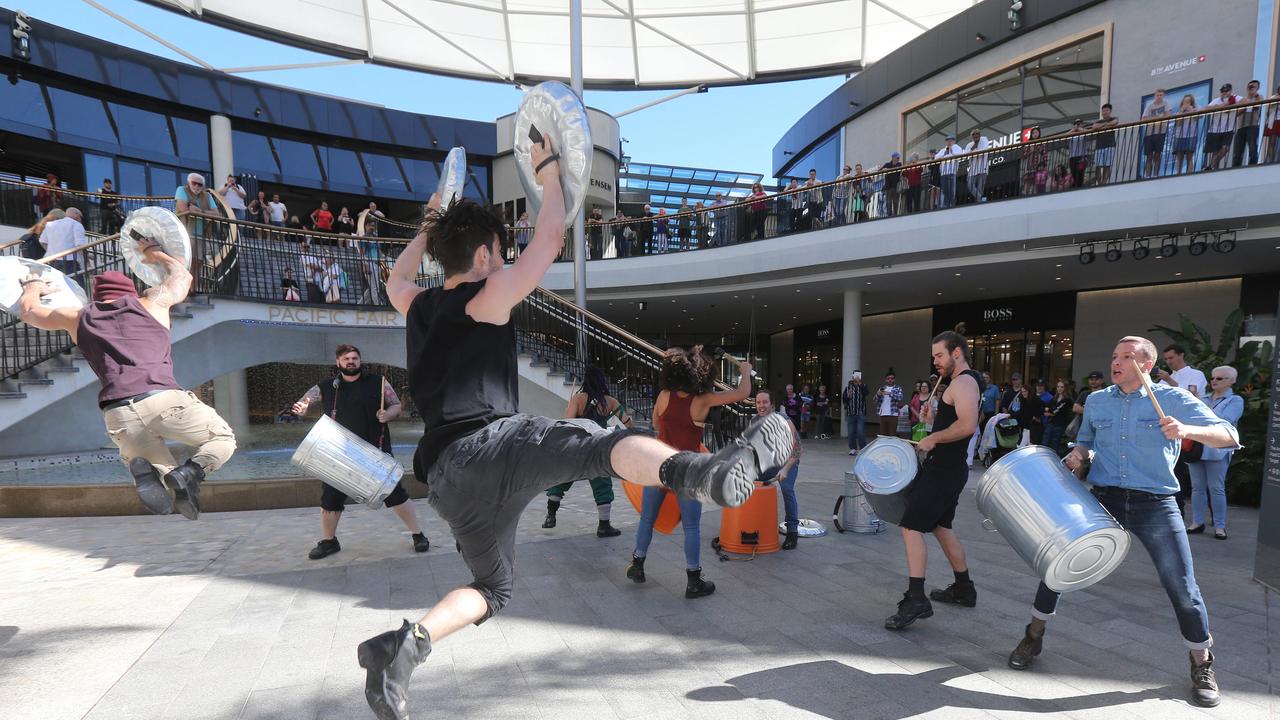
[355,136,796,720]
[290,344,429,560]
[885,331,983,631]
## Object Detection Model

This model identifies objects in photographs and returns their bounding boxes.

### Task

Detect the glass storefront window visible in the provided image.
[787,131,840,182]
[362,152,406,191]
[83,153,115,191]
[149,165,179,196]
[323,147,367,187]
[232,130,277,175]
[0,78,52,131]
[117,160,147,196]
[172,117,210,162]
[46,88,116,144]
[273,138,322,181]
[903,34,1104,158]
[110,103,174,155]
[466,163,489,202]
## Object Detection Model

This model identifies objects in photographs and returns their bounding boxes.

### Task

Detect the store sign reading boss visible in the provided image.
[983,307,1014,322]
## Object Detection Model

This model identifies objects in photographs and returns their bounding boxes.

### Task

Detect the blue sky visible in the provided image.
[40,0,847,179]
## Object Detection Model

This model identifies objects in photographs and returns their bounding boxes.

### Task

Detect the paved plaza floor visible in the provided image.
[1,439,1276,720]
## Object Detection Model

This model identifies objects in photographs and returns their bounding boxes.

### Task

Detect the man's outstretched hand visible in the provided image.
[530,134,559,187]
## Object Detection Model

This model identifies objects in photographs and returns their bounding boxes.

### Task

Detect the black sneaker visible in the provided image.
[625,555,646,583]
[129,457,173,515]
[679,413,794,508]
[411,533,430,553]
[1008,624,1044,670]
[596,520,621,537]
[781,531,798,550]
[309,538,341,560]
[929,581,977,607]
[685,567,716,599]
[164,460,204,521]
[884,592,933,630]
[1190,652,1220,707]
[358,619,433,720]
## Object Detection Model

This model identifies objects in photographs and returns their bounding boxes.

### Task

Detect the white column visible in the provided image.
[213,369,250,437]
[841,289,862,436]
[210,114,234,183]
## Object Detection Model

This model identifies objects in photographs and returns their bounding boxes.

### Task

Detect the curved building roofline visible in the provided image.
[773,0,1104,177]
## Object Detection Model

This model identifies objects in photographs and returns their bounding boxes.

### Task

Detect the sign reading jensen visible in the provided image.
[1151,55,1206,77]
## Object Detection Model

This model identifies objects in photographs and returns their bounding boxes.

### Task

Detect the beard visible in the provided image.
[339,365,362,378]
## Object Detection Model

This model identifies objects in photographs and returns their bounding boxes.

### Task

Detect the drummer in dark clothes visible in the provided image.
[883,330,983,630]
[17,251,234,520]
[1005,336,1238,709]
[291,344,430,560]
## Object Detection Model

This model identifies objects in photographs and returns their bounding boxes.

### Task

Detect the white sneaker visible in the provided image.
[848,449,857,456]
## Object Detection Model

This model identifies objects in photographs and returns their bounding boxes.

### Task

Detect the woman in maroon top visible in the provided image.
[747,183,769,241]
[626,346,753,598]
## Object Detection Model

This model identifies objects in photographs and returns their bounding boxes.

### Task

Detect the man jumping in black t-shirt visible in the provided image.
[355,137,796,720]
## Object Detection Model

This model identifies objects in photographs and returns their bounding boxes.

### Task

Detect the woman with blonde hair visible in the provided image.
[1187,365,1244,539]
[19,208,65,259]
[1172,94,1201,175]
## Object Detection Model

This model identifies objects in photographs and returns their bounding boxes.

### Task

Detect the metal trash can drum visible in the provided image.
[291,415,403,509]
[718,482,780,554]
[840,471,886,533]
[853,436,918,494]
[977,445,1130,593]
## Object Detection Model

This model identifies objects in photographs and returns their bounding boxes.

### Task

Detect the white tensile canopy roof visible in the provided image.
[143,0,974,89]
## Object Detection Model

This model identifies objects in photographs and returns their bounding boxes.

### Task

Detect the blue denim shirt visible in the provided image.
[1077,383,1240,495]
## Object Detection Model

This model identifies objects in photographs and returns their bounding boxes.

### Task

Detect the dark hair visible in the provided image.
[1163,343,1185,356]
[421,199,508,277]
[755,388,778,408]
[580,365,610,415]
[1102,103,1112,110]
[335,344,360,358]
[659,346,714,394]
[932,330,969,361]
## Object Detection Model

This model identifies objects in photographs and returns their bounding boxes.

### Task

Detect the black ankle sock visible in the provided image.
[658,451,700,491]
[954,569,971,585]
[908,577,926,599]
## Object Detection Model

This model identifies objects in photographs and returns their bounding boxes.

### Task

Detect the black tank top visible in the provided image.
[579,395,612,428]
[319,372,390,452]
[77,296,182,407]
[928,368,984,464]
[407,280,518,469]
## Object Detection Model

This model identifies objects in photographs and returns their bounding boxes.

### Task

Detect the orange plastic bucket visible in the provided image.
[717,482,780,554]
[621,444,709,535]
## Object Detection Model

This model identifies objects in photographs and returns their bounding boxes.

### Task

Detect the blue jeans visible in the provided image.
[1041,423,1065,455]
[1030,487,1211,648]
[633,485,702,569]
[779,464,799,532]
[941,174,956,208]
[1188,459,1229,529]
[847,413,867,450]
[832,196,846,224]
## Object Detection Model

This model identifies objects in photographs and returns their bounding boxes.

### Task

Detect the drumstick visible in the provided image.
[925,374,945,406]
[713,347,759,378]
[1132,359,1167,419]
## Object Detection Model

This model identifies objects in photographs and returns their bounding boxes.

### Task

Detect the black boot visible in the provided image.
[625,555,646,583]
[129,457,173,515]
[411,532,430,553]
[1008,624,1044,670]
[542,499,559,528]
[685,567,716,599]
[662,413,794,508]
[358,619,433,720]
[596,520,621,537]
[782,530,798,550]
[884,592,933,630]
[929,581,977,607]
[164,460,204,521]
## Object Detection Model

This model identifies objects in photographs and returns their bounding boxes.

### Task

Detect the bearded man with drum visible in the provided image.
[291,344,430,560]
[884,330,982,630]
[355,135,794,720]
[1005,336,1238,709]
[17,245,234,520]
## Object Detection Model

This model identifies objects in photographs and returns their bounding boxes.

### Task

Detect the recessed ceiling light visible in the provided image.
[682,309,687,312]
[670,299,676,303]
[792,316,797,319]
[1175,272,1182,276]
[936,292,942,296]
[794,289,801,293]
[865,281,872,285]
[733,294,739,298]
[827,308,833,311]
[1055,264,1062,267]
[864,303,870,306]
[763,304,768,308]
[608,302,613,306]
[1055,277,1061,280]
[954,273,961,276]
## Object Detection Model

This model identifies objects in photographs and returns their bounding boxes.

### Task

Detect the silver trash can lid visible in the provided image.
[853,437,918,495]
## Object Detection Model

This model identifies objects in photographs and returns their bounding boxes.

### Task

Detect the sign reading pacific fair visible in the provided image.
[265,305,402,327]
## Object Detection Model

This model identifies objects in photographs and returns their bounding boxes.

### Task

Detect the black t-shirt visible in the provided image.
[320,372,390,452]
[1076,388,1093,408]
[407,280,519,469]
[1095,118,1119,148]
[1047,396,1074,428]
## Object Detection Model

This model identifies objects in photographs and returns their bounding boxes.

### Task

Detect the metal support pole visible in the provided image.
[570,0,588,361]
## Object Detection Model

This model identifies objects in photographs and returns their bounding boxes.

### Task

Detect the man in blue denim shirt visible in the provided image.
[1006,337,1239,708]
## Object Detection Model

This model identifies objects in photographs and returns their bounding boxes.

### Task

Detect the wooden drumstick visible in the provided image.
[1132,359,1167,419]
[713,347,759,378]
[925,374,945,405]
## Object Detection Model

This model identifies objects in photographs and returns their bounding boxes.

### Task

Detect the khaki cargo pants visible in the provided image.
[103,389,237,476]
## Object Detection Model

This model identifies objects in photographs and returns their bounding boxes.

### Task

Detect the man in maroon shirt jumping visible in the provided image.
[18,240,236,520]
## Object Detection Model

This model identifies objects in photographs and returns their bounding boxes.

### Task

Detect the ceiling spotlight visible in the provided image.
[1079,244,1095,265]
[1188,233,1209,256]
[1104,241,1122,262]
[1131,238,1150,261]
[1159,234,1178,258]
[1212,231,1236,254]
